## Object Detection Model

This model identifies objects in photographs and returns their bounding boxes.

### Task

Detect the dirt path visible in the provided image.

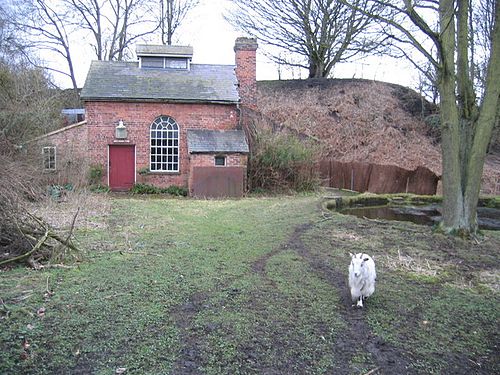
[252,205,412,374]
[292,224,411,374]
[170,204,413,374]
[170,292,209,374]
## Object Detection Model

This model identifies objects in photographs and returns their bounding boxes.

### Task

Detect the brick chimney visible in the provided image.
[234,37,258,111]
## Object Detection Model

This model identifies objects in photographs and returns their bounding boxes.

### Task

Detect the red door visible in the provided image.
[109,145,135,191]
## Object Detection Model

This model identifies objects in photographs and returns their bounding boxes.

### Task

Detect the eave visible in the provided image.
[80,97,240,105]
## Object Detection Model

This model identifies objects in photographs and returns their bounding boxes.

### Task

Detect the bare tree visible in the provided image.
[65,0,158,61]
[158,0,200,45]
[5,0,78,89]
[342,0,500,236]
[227,0,383,78]
[416,61,439,105]
[471,0,496,91]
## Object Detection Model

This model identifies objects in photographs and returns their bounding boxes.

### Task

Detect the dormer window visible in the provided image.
[141,56,189,70]
[136,44,193,71]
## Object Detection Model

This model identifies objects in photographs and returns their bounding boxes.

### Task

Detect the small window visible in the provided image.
[141,57,189,70]
[215,156,226,166]
[141,57,165,68]
[165,58,188,69]
[43,146,56,170]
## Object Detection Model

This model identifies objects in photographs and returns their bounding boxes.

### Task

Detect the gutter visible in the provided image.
[80,97,239,105]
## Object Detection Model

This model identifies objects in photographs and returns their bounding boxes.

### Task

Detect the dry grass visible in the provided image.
[477,270,500,291]
[257,79,500,194]
[381,249,444,278]
[29,190,111,231]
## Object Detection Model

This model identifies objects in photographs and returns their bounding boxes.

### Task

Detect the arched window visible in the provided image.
[150,116,179,172]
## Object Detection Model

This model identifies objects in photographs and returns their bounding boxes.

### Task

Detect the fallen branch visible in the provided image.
[63,208,80,249]
[0,208,80,267]
[0,225,49,266]
[363,368,380,375]
[0,298,10,317]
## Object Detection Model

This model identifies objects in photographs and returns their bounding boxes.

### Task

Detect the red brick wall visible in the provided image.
[33,122,89,186]
[189,154,247,167]
[85,101,239,188]
[234,38,258,111]
[188,153,248,194]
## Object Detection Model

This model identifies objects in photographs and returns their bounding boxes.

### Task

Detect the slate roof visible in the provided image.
[136,44,193,57]
[187,130,249,154]
[80,61,239,103]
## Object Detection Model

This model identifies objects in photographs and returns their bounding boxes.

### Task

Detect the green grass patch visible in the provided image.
[1,195,498,374]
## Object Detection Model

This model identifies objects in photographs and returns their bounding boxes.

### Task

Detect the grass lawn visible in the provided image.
[0,194,499,374]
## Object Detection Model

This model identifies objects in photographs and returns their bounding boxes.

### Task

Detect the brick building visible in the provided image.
[32,37,258,197]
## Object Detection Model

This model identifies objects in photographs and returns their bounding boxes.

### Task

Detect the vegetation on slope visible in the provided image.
[256,79,500,194]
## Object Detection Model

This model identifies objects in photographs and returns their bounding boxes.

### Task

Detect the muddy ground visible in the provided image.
[170,201,499,375]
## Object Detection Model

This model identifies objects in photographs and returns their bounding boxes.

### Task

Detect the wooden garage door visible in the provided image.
[109,145,135,191]
[192,167,245,198]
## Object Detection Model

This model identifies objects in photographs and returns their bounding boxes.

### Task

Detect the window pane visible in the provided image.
[142,57,164,68]
[43,147,56,170]
[150,116,180,173]
[165,58,187,69]
[215,156,226,166]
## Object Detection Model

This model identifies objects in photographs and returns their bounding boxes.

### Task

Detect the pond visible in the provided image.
[341,204,500,230]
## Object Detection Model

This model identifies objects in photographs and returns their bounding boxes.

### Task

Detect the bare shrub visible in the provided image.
[0,141,80,267]
[248,123,320,192]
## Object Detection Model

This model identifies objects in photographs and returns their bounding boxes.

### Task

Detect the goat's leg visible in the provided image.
[356,296,363,307]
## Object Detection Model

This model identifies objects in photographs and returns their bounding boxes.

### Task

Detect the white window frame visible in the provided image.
[140,56,189,70]
[43,146,56,171]
[214,155,226,166]
[150,116,180,172]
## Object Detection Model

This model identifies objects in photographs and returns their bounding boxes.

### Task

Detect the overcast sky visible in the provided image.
[51,0,416,90]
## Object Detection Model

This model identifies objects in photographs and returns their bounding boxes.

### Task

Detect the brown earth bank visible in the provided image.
[256,79,500,194]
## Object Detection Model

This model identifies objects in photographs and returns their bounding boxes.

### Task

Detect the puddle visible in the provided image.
[340,205,500,230]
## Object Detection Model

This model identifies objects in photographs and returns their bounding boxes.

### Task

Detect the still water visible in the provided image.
[340,205,500,230]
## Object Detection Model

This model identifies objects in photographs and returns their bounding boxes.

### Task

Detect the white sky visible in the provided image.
[50,0,417,90]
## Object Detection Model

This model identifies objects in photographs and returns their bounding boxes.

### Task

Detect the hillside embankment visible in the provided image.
[256,79,499,194]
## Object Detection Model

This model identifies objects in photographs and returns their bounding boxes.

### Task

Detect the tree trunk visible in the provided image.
[438,0,474,234]
[439,0,500,235]
[308,60,326,78]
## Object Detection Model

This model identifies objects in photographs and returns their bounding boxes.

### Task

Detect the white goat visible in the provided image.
[348,253,376,308]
